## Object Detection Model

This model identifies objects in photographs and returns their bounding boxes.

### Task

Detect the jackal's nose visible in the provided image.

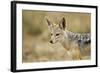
[50,40,53,43]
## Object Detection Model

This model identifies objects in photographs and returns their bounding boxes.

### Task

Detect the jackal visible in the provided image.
[46,17,91,60]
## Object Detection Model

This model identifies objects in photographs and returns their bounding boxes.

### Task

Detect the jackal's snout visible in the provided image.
[50,40,53,44]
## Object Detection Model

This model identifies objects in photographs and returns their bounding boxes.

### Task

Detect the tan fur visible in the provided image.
[46,18,84,60]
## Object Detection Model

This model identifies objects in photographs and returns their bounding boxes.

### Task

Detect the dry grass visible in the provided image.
[22,34,91,63]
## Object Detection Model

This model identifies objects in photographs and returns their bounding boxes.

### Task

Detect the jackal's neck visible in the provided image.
[60,31,70,50]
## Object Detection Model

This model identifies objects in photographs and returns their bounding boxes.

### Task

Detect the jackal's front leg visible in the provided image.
[70,41,81,60]
[66,49,81,60]
[71,48,81,60]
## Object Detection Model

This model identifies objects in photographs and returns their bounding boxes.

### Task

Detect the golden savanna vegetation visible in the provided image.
[22,10,91,63]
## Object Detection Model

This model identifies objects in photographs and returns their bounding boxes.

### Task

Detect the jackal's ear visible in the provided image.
[59,17,66,30]
[46,18,53,31]
[46,18,52,26]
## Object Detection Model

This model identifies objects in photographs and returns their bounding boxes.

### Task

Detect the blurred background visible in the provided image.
[22,10,91,63]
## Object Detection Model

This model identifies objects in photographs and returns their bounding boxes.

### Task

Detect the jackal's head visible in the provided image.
[46,17,67,44]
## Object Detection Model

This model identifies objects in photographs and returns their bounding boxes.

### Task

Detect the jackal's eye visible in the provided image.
[56,34,60,36]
